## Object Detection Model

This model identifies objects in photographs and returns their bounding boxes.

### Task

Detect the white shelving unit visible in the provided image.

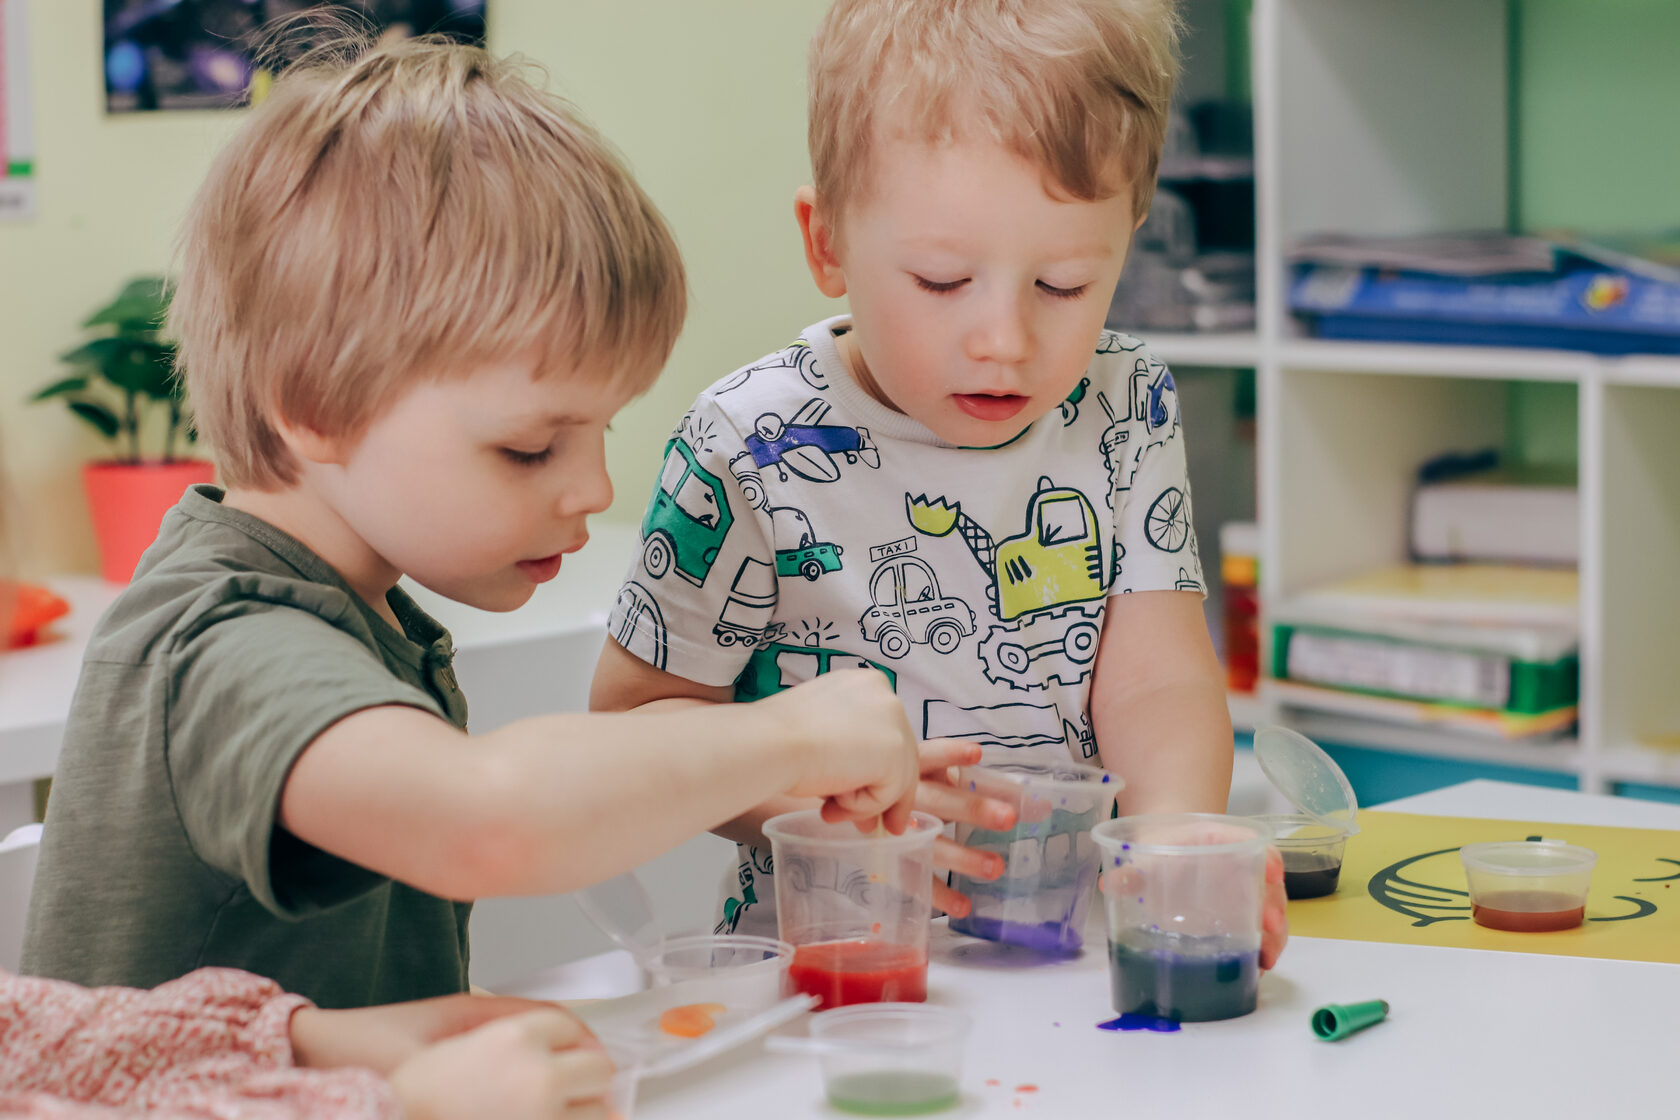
[1167,0,1680,796]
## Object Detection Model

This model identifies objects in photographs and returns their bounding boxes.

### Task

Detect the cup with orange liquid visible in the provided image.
[762,810,941,1009]
[1459,840,1597,932]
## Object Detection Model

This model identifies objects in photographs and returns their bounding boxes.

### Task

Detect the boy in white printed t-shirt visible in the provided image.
[592,0,1287,967]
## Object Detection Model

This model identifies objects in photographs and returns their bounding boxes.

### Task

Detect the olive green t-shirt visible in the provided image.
[21,485,473,1009]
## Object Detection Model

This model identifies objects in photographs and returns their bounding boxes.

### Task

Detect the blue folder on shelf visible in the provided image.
[1289,235,1680,356]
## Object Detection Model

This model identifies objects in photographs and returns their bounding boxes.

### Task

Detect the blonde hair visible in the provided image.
[809,0,1180,224]
[172,34,687,490]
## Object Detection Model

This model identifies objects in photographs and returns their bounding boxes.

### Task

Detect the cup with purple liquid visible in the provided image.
[1093,814,1271,1023]
[946,760,1121,954]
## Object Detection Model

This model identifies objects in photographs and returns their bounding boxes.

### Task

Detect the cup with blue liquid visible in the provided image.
[946,760,1121,954]
[1092,814,1271,1022]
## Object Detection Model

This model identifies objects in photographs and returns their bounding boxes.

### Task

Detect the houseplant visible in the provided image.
[31,277,214,582]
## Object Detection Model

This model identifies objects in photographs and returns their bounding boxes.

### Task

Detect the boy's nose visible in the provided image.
[964,296,1033,367]
[559,458,614,517]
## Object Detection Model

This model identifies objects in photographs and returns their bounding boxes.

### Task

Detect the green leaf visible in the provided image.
[83,277,170,332]
[31,375,90,402]
[60,337,177,396]
[67,400,121,440]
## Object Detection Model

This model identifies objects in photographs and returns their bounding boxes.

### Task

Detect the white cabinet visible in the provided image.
[1149,0,1680,795]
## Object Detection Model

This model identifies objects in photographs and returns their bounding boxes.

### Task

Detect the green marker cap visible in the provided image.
[1310,1000,1390,1041]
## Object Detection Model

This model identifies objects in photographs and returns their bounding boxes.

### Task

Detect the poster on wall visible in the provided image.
[104,1,489,114]
[0,0,35,222]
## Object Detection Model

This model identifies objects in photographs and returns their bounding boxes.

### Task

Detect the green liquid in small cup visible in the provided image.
[826,1070,961,1115]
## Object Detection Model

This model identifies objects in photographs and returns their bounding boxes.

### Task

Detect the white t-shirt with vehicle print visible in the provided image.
[607,315,1206,938]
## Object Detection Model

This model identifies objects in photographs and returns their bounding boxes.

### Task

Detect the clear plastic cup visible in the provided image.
[1092,813,1271,1022]
[1459,840,1597,932]
[1253,813,1351,900]
[806,1004,971,1116]
[947,761,1121,953]
[762,810,942,1009]
[640,934,794,1008]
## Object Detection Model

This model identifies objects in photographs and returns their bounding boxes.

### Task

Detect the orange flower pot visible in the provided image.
[82,460,216,583]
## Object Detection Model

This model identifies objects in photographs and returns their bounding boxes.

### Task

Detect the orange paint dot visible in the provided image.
[658,1002,726,1038]
[871,922,882,934]
[985,1079,1000,1088]
[1015,1084,1038,1093]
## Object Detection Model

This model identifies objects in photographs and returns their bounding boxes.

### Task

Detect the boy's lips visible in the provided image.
[517,553,565,583]
[517,536,588,584]
[954,393,1028,422]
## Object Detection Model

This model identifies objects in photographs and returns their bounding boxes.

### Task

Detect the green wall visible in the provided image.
[1515,0,1680,234]
[0,1,834,576]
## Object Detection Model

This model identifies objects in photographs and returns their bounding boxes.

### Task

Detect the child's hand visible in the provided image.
[291,992,587,1075]
[1260,846,1289,970]
[910,739,1017,918]
[387,1008,614,1120]
[766,668,921,833]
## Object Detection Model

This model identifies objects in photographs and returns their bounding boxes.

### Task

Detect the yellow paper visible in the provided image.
[1288,811,1680,964]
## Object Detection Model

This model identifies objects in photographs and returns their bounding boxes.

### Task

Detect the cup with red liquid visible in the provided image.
[762,810,941,1009]
[1459,839,1597,932]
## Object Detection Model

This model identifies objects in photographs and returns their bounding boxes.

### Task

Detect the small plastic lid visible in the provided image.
[1253,725,1359,835]
[1459,839,1597,876]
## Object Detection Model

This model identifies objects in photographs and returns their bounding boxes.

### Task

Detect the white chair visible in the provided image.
[0,822,43,973]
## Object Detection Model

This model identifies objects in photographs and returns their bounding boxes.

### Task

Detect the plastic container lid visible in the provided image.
[1458,839,1597,878]
[1253,725,1360,835]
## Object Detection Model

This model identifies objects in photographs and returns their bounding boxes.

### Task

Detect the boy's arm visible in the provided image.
[589,635,813,847]
[1090,589,1232,815]
[279,666,919,901]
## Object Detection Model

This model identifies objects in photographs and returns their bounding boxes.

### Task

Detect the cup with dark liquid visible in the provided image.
[763,810,941,1009]
[1459,840,1597,932]
[1252,813,1352,899]
[1093,814,1271,1022]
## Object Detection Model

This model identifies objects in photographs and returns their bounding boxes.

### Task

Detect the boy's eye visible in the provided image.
[913,275,969,294]
[1037,280,1090,300]
[500,446,554,467]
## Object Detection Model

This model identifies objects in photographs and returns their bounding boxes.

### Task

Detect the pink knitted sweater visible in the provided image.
[0,969,400,1119]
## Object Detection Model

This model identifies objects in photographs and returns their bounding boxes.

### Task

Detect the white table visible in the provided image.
[0,578,122,829]
[511,781,1680,1119]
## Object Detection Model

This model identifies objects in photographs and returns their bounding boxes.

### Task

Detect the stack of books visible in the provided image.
[1269,565,1579,740]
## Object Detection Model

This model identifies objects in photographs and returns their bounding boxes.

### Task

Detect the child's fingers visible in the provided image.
[1259,877,1289,970]
[880,788,915,835]
[1264,846,1284,884]
[914,779,1016,831]
[507,1008,596,1054]
[565,1104,610,1120]
[918,738,983,772]
[932,835,1003,882]
[544,1047,615,1103]
[439,994,587,1040]
[932,875,972,919]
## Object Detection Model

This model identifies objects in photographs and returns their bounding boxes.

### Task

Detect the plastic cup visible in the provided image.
[1092,813,1271,1022]
[1459,840,1597,932]
[1254,813,1351,899]
[762,810,941,1009]
[640,934,794,1008]
[947,760,1121,953]
[807,1004,971,1116]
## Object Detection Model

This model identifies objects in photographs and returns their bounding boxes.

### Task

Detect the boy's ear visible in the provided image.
[272,412,350,467]
[795,186,848,299]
